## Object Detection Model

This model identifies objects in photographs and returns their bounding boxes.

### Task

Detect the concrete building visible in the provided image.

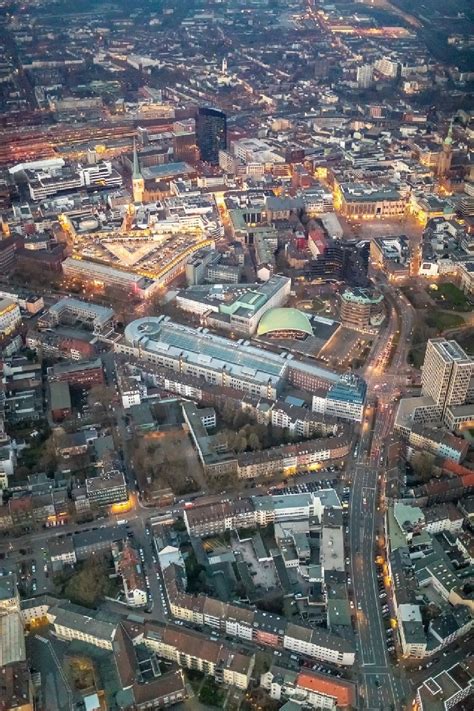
[397,603,427,657]
[86,471,128,507]
[119,316,342,402]
[415,660,474,711]
[0,298,22,355]
[422,339,474,415]
[48,357,104,389]
[176,275,291,336]
[334,182,406,218]
[339,287,385,331]
[39,297,115,334]
[312,374,367,423]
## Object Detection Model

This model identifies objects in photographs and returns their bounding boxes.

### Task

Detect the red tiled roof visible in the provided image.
[297,671,356,707]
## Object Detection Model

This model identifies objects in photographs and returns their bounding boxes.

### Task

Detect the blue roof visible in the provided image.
[329,375,366,404]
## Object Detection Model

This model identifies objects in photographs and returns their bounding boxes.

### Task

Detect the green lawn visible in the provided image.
[199,678,225,707]
[428,283,472,312]
[425,311,465,331]
[456,331,474,356]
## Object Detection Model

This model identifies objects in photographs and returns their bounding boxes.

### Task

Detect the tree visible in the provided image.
[411,451,435,482]
[236,435,247,453]
[56,556,114,608]
[248,431,261,451]
[87,384,115,411]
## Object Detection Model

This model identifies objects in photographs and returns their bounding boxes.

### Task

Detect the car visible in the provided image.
[357,602,362,610]
[31,564,36,573]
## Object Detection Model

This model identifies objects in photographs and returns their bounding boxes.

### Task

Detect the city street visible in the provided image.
[349,277,415,709]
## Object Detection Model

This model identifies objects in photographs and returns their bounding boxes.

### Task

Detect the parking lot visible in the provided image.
[1,540,51,597]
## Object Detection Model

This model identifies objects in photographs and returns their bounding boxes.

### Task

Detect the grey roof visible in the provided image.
[49,381,71,411]
[73,525,128,551]
[50,603,117,642]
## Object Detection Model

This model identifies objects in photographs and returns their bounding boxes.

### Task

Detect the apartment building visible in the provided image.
[163,560,355,666]
[47,604,117,650]
[407,424,468,464]
[143,623,254,689]
[261,665,357,710]
[237,435,350,479]
[397,604,427,657]
[73,525,128,560]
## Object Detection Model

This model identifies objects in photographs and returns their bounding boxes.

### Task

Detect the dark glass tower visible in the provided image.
[196,107,227,164]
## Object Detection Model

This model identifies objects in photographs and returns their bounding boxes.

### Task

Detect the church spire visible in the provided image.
[132,138,144,203]
[132,138,142,180]
[444,119,454,147]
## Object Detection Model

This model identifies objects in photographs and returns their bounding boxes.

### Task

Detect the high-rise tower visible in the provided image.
[132,139,144,203]
[436,121,453,178]
[196,107,227,165]
[421,338,473,413]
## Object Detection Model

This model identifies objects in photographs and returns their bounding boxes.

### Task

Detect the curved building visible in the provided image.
[257,308,313,340]
[340,287,385,331]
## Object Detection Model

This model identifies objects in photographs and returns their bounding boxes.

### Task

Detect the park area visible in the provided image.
[426,282,472,312]
[403,281,473,368]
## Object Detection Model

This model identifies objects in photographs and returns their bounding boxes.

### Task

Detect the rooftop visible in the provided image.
[257,307,313,337]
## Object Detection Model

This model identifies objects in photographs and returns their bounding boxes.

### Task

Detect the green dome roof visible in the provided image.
[257,307,313,337]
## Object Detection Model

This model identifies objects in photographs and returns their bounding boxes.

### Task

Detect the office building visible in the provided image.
[422,339,474,413]
[39,297,114,334]
[119,315,342,402]
[48,357,104,389]
[334,182,406,218]
[0,236,17,275]
[26,161,122,201]
[196,107,227,164]
[86,470,128,507]
[340,287,385,331]
[312,374,367,423]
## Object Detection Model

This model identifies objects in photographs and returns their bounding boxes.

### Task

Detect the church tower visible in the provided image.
[436,121,453,178]
[132,139,144,203]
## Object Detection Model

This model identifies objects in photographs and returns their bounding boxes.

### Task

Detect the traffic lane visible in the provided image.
[351,468,393,675]
[128,518,169,621]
